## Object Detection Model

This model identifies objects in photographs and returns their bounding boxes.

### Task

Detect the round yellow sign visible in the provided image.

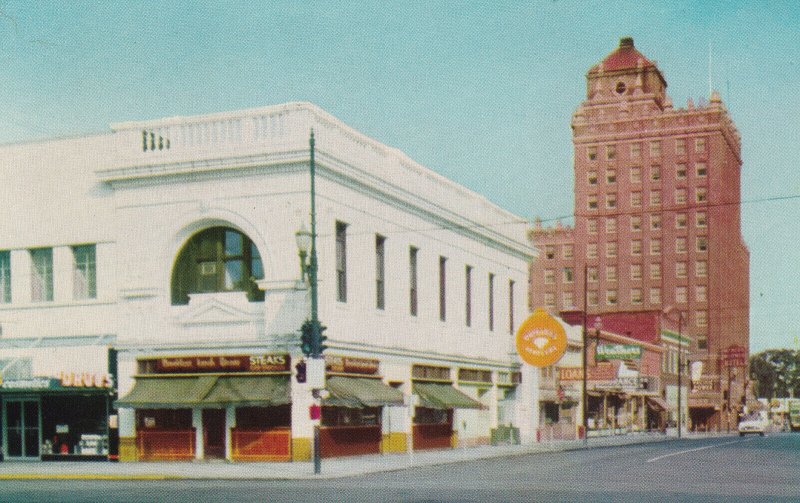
[515,308,568,367]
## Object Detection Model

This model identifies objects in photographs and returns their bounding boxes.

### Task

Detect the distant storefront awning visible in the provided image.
[115,375,290,409]
[646,396,669,411]
[412,382,483,410]
[324,376,404,408]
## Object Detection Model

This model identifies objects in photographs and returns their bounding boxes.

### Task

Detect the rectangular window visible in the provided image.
[587,146,598,161]
[606,145,616,161]
[606,242,617,258]
[697,237,708,252]
[650,263,661,280]
[375,235,386,310]
[31,248,54,302]
[696,260,708,277]
[676,163,687,179]
[696,310,708,328]
[439,256,447,321]
[606,265,617,282]
[650,239,661,255]
[588,219,598,234]
[488,273,495,331]
[697,336,708,350]
[563,267,574,283]
[695,138,706,153]
[336,221,348,302]
[650,214,661,230]
[508,280,515,335]
[0,250,10,303]
[605,217,617,234]
[606,193,617,209]
[631,264,642,280]
[675,138,686,155]
[409,247,418,316]
[544,292,555,308]
[631,240,642,256]
[544,269,555,284]
[630,143,641,159]
[676,286,688,304]
[588,171,598,185]
[606,169,616,184]
[562,291,574,307]
[676,262,687,278]
[631,216,642,231]
[465,266,472,327]
[587,267,598,283]
[631,288,643,305]
[73,244,97,300]
[587,243,598,259]
[630,166,642,183]
[650,287,661,304]
[588,290,599,306]
[631,191,642,207]
[650,190,661,206]
[696,187,708,203]
[676,213,687,229]
[696,212,707,227]
[676,237,687,254]
[651,165,661,181]
[545,245,556,259]
[696,162,707,177]
[606,289,618,306]
[588,195,598,210]
[649,140,661,158]
[675,188,687,205]
[696,285,707,302]
[562,244,574,259]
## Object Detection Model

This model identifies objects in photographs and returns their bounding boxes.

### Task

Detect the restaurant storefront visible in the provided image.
[320,355,403,458]
[116,353,291,462]
[1,372,115,461]
[411,365,483,450]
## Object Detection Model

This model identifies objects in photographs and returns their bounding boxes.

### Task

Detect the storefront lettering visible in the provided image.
[249,354,288,372]
[160,358,194,370]
[59,372,114,388]
[144,354,290,374]
[326,355,380,375]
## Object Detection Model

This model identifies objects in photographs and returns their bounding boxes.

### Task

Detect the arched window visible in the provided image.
[171,227,264,305]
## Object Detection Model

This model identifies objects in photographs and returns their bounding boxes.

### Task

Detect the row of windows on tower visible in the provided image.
[546,260,708,284]
[587,187,708,210]
[335,221,516,334]
[588,212,707,233]
[587,162,708,186]
[543,290,708,326]
[584,237,709,258]
[586,137,707,162]
[0,245,97,304]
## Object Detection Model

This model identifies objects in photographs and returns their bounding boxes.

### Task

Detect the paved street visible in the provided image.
[1,433,799,502]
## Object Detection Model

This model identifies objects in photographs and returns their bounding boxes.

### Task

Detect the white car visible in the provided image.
[738,413,767,437]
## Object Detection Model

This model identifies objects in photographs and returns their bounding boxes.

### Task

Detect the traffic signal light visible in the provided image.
[316,323,328,355]
[295,360,307,383]
[300,320,313,356]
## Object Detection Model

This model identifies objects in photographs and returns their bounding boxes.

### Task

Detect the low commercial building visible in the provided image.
[0,102,534,462]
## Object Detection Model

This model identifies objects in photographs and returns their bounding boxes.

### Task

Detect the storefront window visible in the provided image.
[321,406,380,427]
[136,409,192,430]
[41,395,108,457]
[235,405,290,429]
[414,407,450,425]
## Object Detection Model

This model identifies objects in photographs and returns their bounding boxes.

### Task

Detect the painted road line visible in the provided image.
[646,437,755,463]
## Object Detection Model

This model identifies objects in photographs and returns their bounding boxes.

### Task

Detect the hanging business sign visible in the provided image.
[596,344,641,360]
[515,308,568,367]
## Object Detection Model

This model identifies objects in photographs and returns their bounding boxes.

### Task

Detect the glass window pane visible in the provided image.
[250,243,264,279]
[225,231,243,256]
[224,260,244,289]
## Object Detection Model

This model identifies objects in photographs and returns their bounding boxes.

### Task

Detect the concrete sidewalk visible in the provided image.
[0,432,727,480]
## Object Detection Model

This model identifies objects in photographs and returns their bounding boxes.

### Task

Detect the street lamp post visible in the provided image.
[663,307,685,438]
[295,130,325,475]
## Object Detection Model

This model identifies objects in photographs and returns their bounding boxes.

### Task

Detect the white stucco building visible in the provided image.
[0,102,534,462]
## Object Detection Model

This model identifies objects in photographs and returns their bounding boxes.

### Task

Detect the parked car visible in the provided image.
[738,412,767,437]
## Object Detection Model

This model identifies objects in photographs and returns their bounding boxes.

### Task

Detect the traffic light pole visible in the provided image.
[308,130,322,475]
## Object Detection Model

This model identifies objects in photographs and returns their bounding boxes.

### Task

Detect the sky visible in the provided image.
[1,0,798,353]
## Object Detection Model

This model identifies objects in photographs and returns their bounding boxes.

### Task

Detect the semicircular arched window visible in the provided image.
[171,227,265,305]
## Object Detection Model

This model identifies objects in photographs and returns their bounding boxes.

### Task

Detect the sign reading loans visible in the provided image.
[515,308,567,367]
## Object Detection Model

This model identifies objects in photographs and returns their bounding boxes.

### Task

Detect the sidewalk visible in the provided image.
[0,432,730,480]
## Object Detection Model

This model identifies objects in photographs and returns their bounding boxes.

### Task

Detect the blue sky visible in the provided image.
[1,1,797,353]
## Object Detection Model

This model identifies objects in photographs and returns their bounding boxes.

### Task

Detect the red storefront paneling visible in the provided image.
[319,425,381,458]
[231,428,291,461]
[413,423,452,450]
[137,429,195,461]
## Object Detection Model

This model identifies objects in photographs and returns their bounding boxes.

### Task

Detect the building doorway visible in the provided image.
[202,409,226,459]
[3,399,41,460]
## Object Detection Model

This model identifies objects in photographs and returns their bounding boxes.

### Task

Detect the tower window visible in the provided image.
[615,82,627,95]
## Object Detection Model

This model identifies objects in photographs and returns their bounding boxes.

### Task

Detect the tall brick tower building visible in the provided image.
[530,38,749,430]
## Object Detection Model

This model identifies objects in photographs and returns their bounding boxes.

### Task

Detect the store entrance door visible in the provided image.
[3,399,41,460]
[202,409,226,459]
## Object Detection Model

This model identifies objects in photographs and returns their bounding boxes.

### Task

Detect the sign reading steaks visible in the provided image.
[139,354,290,374]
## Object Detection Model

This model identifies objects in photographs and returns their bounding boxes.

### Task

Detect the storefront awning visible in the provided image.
[412,382,483,410]
[115,375,289,409]
[646,396,669,411]
[324,376,404,408]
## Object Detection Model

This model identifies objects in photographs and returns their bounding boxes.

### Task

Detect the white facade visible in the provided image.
[0,102,534,461]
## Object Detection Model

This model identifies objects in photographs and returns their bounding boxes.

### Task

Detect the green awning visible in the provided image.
[203,376,290,407]
[115,376,215,409]
[412,382,483,410]
[324,376,404,408]
[115,375,289,409]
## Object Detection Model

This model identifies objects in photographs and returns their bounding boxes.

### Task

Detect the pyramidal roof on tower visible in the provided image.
[588,37,655,74]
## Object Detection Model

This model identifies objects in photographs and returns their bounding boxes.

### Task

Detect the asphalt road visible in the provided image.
[3,433,799,502]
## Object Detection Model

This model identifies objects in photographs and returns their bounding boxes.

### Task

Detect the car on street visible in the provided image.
[738,411,768,437]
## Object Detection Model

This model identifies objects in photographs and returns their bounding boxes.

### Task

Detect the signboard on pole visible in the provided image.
[515,308,568,367]
[596,344,641,360]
